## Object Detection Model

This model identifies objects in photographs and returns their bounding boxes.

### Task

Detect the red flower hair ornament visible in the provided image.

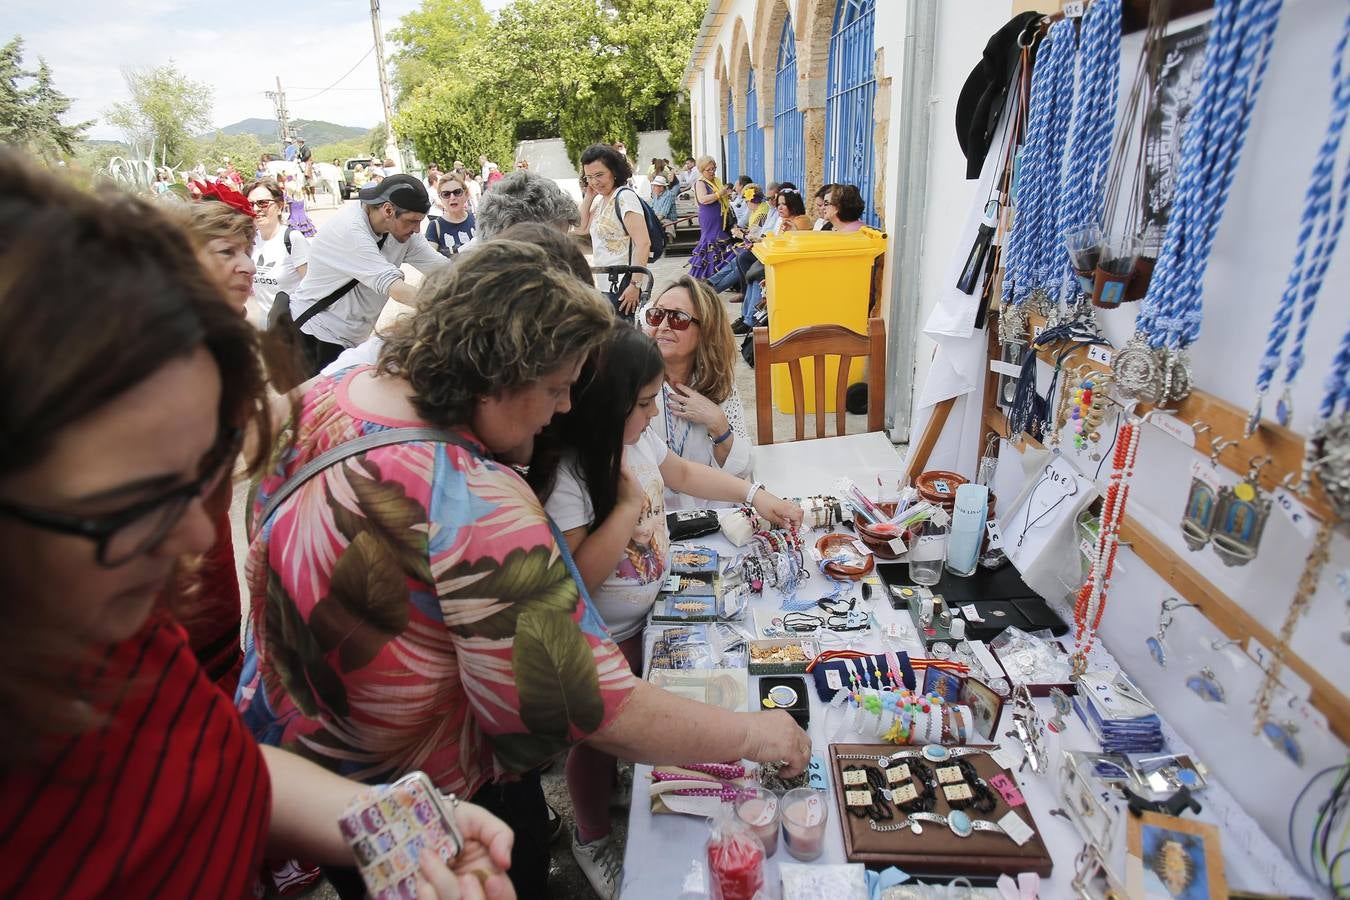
[189,179,256,218]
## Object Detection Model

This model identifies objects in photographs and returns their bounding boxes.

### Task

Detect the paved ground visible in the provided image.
[236,204,879,899]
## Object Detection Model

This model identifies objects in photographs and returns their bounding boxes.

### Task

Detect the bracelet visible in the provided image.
[712,427,734,445]
[745,480,765,505]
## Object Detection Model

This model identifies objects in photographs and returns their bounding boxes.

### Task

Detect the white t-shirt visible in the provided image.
[651,382,754,511]
[251,227,309,319]
[545,428,670,641]
[588,189,644,292]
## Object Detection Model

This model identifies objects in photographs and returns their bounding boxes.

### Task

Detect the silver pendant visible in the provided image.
[1185,667,1226,703]
[1046,687,1073,733]
[1113,332,1161,399]
[1180,476,1219,551]
[1210,481,1271,567]
[1160,349,1193,405]
[999,303,1029,345]
[1311,411,1350,521]
[1147,597,1196,666]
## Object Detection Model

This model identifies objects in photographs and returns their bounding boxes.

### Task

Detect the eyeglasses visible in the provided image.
[440,188,466,198]
[581,173,607,182]
[250,198,276,210]
[0,427,242,567]
[644,307,701,330]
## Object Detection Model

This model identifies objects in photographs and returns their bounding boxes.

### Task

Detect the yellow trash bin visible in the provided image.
[752,227,886,414]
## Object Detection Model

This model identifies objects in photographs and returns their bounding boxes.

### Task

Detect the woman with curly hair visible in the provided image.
[239,241,810,899]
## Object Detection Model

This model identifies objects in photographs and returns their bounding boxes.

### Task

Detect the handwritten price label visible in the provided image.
[988,773,1026,808]
[1273,488,1316,539]
[1151,413,1195,447]
[1190,460,1222,492]
[985,520,1004,550]
[1087,344,1113,367]
[1062,1,1085,16]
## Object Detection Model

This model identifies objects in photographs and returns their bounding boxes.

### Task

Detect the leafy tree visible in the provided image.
[667,91,691,162]
[192,131,266,175]
[0,36,91,159]
[393,72,514,168]
[105,63,212,166]
[388,0,490,101]
[312,137,373,165]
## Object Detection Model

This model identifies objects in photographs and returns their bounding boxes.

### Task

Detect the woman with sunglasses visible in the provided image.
[528,323,803,900]
[426,172,477,257]
[245,177,309,326]
[641,277,753,509]
[0,154,515,900]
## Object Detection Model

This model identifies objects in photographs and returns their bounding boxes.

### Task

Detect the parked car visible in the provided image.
[341,157,376,199]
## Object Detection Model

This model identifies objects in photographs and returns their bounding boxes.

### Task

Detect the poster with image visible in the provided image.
[1142,23,1209,250]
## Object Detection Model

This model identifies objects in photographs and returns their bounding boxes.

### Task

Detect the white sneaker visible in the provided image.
[571,830,623,900]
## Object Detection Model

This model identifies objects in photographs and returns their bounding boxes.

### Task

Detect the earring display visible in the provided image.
[828,743,1052,876]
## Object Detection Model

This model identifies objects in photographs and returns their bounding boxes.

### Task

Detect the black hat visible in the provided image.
[358,174,431,214]
[955,12,1042,180]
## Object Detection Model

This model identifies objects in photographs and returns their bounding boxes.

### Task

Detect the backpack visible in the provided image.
[615,186,667,262]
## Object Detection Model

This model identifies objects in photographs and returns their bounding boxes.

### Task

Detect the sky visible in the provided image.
[13,0,512,141]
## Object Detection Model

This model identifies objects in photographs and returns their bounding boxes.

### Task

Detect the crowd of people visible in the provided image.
[0,130,877,899]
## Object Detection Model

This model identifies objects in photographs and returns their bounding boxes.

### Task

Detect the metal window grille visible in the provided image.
[773,17,804,193]
[824,0,878,226]
[745,70,765,185]
[724,86,741,181]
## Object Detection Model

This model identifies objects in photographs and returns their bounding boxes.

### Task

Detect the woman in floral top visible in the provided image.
[239,240,811,898]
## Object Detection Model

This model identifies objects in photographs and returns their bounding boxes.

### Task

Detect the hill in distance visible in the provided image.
[211,118,371,146]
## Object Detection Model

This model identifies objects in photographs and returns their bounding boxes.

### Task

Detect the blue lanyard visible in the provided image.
[1055,0,1121,304]
[661,384,692,457]
[1136,0,1283,350]
[1001,19,1077,310]
[1248,8,1350,430]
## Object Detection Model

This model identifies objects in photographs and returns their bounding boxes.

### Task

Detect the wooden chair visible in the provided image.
[752,317,886,444]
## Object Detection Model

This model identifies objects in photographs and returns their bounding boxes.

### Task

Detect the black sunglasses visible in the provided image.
[440,188,466,198]
[0,427,242,567]
[644,307,701,331]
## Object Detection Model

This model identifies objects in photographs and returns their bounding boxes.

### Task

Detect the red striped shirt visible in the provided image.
[0,613,270,899]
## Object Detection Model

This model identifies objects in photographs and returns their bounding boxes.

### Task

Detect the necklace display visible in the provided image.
[1116,0,1283,406]
[1071,419,1140,674]
[1251,519,1333,748]
[999,17,1078,344]
[1246,8,1350,435]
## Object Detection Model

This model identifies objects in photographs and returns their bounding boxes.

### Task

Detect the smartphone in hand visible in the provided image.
[339,772,463,900]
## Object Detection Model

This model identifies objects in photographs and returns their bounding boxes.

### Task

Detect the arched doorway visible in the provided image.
[824,0,877,226]
[745,69,765,185]
[773,16,803,192]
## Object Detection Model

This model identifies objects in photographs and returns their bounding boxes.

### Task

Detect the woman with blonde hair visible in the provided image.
[641,275,753,509]
[688,154,735,279]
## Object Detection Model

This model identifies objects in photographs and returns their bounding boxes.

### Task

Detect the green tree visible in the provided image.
[105,63,212,166]
[393,72,514,169]
[312,137,372,166]
[191,131,266,175]
[667,91,691,162]
[388,0,490,100]
[0,36,91,159]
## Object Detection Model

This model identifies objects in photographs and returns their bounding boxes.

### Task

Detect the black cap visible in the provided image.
[358,174,431,214]
[955,12,1042,180]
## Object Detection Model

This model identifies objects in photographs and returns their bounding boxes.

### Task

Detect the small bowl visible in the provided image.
[814,533,875,580]
[856,518,906,560]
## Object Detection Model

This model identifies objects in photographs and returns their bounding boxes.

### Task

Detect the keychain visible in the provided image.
[1210,456,1273,567]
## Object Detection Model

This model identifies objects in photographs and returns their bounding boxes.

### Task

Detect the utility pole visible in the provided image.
[265,76,292,146]
[369,0,401,168]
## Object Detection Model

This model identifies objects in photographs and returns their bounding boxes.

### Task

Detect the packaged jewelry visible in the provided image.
[747,638,818,675]
[989,627,1072,691]
[707,805,765,900]
[779,863,868,900]
[670,543,720,574]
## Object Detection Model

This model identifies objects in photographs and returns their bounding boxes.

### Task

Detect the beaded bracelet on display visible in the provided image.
[1071,419,1141,672]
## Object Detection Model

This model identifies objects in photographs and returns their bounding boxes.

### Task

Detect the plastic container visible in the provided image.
[752,228,887,414]
[780,788,829,861]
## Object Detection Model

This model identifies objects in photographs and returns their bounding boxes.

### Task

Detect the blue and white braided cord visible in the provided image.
[1056,0,1122,305]
[1002,19,1077,307]
[1139,0,1283,349]
[1029,20,1079,294]
[1254,8,1350,412]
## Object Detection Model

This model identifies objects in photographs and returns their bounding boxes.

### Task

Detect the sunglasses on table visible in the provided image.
[644,307,701,330]
[440,188,466,198]
[0,427,242,567]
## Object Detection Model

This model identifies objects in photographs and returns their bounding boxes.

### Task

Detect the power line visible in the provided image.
[292,46,376,103]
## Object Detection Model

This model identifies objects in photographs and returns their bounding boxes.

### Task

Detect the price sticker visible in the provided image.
[961,604,985,623]
[826,668,844,691]
[998,811,1035,846]
[985,520,1004,550]
[1079,538,1095,560]
[888,537,908,554]
[851,539,873,557]
[842,769,868,786]
[1190,460,1222,492]
[1086,344,1113,367]
[988,773,1026,808]
[1273,488,1316,539]
[846,790,872,807]
[1151,413,1195,447]
[807,754,828,790]
[1062,0,1086,16]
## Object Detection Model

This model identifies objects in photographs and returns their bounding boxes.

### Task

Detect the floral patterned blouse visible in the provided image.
[236,367,636,798]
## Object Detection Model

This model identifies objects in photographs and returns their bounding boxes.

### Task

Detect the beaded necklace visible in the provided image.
[1246,9,1350,433]
[1071,419,1140,673]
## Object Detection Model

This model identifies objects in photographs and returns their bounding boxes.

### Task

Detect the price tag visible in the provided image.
[851,539,873,557]
[1273,488,1316,539]
[845,789,872,807]
[826,668,844,691]
[1247,637,1312,700]
[842,769,868,786]
[1151,413,1195,447]
[886,764,912,784]
[961,603,985,623]
[1061,0,1086,16]
[1190,460,1222,492]
[989,359,1023,378]
[988,773,1026,808]
[888,537,908,554]
[663,573,681,592]
[1087,344,1113,367]
[985,520,1004,550]
[998,811,1036,846]
[1079,537,1095,560]
[807,754,828,790]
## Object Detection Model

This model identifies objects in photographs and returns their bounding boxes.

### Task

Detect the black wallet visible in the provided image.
[667,509,720,541]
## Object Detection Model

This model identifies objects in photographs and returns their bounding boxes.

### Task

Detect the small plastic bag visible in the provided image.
[706,805,765,900]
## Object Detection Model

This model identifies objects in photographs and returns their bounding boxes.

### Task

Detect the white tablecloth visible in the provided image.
[616,433,1302,898]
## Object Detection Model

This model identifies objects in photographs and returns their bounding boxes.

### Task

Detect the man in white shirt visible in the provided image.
[288,174,450,374]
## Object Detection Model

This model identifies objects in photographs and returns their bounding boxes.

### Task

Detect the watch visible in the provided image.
[870,810,1010,840]
[879,744,994,768]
